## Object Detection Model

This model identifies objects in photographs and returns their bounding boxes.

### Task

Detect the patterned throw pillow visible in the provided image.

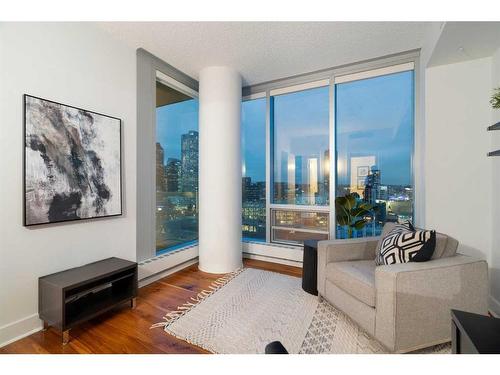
[375,222,436,265]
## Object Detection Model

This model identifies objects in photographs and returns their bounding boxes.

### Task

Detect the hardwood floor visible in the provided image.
[0,259,302,354]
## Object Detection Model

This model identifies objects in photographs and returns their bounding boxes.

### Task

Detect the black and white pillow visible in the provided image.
[375,222,436,265]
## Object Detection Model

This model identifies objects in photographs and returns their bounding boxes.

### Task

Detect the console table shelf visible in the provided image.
[39,257,138,344]
[487,121,500,131]
[487,122,500,156]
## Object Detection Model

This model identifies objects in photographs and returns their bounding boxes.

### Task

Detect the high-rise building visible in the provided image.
[364,168,386,225]
[323,149,330,200]
[181,130,199,193]
[364,168,381,204]
[156,142,166,192]
[295,155,303,190]
[242,177,266,202]
[242,176,251,200]
[165,158,181,192]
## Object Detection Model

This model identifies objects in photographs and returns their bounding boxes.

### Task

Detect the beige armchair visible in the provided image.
[317,223,489,353]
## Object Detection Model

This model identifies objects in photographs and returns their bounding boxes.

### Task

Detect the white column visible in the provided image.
[198,66,242,273]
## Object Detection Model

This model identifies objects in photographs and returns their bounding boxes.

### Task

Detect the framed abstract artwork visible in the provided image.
[23,95,122,226]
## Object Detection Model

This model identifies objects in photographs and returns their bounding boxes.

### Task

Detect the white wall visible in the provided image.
[425,58,494,309]
[490,47,500,314]
[0,23,137,346]
[414,22,445,227]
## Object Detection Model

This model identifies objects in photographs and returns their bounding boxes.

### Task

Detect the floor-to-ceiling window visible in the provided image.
[335,69,414,238]
[270,84,330,245]
[241,97,266,241]
[156,81,199,255]
[241,58,416,249]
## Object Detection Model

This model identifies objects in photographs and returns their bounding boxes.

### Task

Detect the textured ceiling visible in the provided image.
[428,22,500,67]
[98,22,433,86]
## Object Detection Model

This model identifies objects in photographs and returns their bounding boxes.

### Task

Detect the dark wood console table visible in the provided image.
[451,309,500,353]
[39,257,138,344]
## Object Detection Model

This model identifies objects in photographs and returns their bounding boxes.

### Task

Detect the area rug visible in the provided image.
[152,268,451,354]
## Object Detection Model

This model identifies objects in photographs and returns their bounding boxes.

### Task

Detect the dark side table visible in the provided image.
[302,240,319,295]
[39,257,138,344]
[451,309,500,353]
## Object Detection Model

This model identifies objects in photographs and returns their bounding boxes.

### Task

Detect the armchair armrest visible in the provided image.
[375,254,488,352]
[317,236,379,297]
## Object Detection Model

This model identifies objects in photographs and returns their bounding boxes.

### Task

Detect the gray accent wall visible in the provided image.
[136,49,198,262]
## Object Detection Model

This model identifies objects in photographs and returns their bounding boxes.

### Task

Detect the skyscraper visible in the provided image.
[295,155,303,191]
[364,168,381,204]
[165,158,181,192]
[242,176,251,200]
[364,168,386,225]
[181,130,199,193]
[156,142,166,192]
[323,149,330,201]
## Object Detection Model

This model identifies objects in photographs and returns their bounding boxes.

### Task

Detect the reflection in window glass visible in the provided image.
[335,70,414,239]
[272,86,330,206]
[271,209,329,245]
[241,98,266,241]
[156,83,199,255]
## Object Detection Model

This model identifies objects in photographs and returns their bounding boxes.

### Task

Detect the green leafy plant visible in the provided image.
[491,87,500,109]
[335,193,378,239]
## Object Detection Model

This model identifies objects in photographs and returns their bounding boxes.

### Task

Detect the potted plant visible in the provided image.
[335,193,378,239]
[491,87,500,109]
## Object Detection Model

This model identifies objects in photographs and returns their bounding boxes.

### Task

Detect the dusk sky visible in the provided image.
[156,98,199,162]
[241,98,266,182]
[336,70,414,186]
[157,70,413,187]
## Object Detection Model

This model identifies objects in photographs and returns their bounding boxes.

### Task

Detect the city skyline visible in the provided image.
[156,71,414,246]
[156,130,198,194]
[157,98,198,163]
[156,98,200,253]
[240,70,414,187]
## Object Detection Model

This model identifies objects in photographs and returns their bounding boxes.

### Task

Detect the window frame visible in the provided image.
[333,64,415,238]
[242,50,420,247]
[241,93,267,242]
[269,81,331,208]
[156,70,199,99]
[155,73,200,255]
[136,49,199,262]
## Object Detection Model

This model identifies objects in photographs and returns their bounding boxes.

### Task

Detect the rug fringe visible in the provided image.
[151,267,246,330]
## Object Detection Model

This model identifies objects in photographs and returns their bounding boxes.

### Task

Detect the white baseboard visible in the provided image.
[243,252,303,268]
[139,258,199,287]
[489,295,500,317]
[0,314,43,348]
[242,241,303,264]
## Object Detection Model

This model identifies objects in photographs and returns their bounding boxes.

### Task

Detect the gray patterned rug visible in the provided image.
[153,268,451,354]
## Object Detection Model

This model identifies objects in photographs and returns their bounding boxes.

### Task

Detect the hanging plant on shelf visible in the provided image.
[491,87,500,109]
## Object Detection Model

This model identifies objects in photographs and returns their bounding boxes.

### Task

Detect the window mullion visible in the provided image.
[265,91,272,243]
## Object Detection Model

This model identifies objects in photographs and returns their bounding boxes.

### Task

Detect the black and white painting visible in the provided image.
[24,95,122,226]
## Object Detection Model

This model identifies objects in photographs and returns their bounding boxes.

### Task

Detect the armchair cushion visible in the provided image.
[432,232,459,259]
[326,260,376,307]
[375,225,436,265]
[376,222,459,260]
[375,222,397,252]
[317,237,379,297]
